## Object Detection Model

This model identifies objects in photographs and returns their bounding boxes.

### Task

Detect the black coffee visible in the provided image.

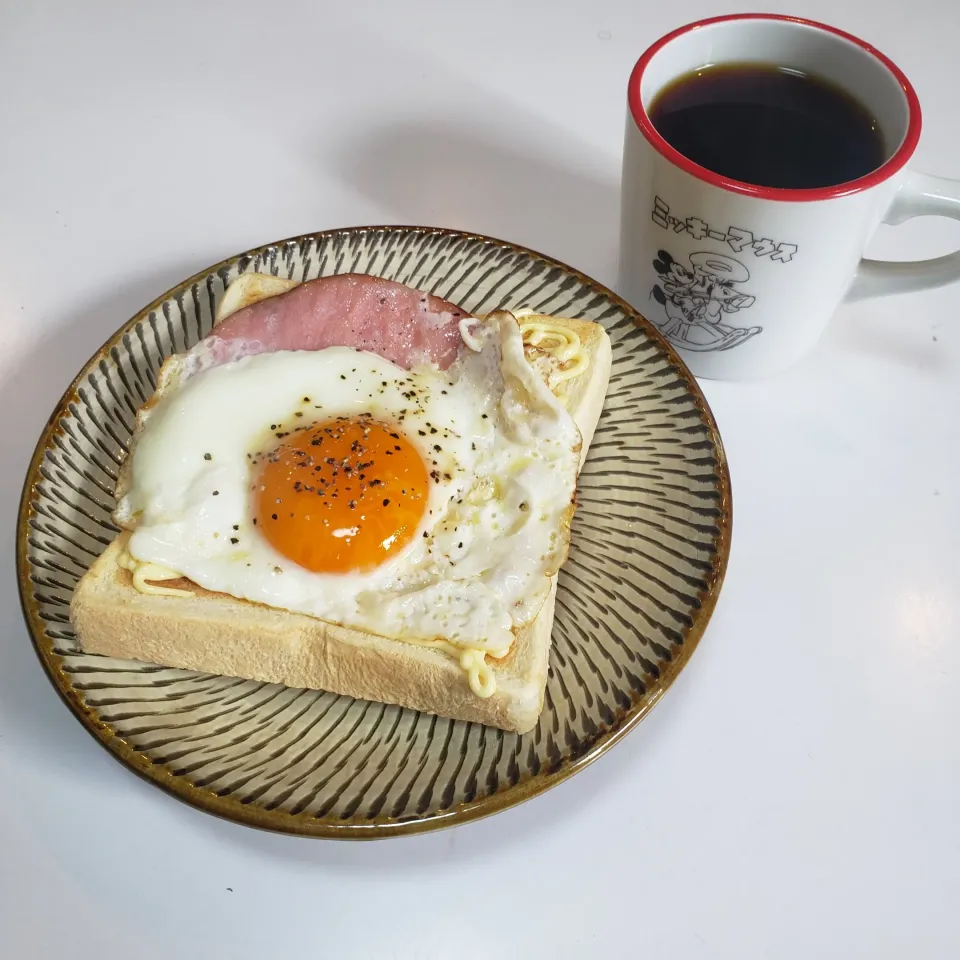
[648,63,885,190]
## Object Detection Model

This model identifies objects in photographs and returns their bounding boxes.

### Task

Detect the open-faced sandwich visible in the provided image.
[69,272,611,733]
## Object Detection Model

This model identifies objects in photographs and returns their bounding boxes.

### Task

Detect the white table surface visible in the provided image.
[2,1,958,957]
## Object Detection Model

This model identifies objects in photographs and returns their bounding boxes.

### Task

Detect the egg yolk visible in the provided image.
[254,418,429,574]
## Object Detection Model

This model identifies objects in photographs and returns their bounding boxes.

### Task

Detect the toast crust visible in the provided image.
[70,281,612,733]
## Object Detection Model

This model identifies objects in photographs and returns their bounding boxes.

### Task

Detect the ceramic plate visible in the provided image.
[18,227,730,838]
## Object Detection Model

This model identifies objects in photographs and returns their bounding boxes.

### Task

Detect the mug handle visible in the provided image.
[846,171,960,300]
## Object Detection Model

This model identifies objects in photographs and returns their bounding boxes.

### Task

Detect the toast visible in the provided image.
[70,278,612,733]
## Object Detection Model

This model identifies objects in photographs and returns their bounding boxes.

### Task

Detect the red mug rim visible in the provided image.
[628,14,922,202]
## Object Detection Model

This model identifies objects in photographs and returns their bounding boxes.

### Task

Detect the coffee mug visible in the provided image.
[618,14,960,380]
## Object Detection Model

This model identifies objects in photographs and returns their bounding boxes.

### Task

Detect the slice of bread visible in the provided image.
[70,282,612,733]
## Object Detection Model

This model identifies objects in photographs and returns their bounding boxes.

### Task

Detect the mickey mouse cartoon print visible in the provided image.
[651,249,762,352]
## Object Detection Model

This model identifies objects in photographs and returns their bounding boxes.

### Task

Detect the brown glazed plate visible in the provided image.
[17,226,730,839]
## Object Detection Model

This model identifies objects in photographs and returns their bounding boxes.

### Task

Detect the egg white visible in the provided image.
[119,314,581,654]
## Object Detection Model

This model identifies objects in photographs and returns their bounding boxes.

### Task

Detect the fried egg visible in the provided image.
[116,312,581,658]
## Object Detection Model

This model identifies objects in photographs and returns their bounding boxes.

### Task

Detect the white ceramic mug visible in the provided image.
[618,14,960,380]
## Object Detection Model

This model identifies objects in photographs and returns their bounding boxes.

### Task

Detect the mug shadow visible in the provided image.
[328,119,621,289]
[0,262,204,779]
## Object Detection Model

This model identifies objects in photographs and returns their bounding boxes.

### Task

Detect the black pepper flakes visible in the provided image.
[382,498,390,507]
[230,537,239,545]
[212,490,219,496]
[203,452,212,461]
[271,513,278,520]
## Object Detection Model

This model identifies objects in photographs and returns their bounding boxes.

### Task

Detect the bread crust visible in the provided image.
[70,285,612,733]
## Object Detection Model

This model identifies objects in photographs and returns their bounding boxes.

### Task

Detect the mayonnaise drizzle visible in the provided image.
[117,549,194,598]
[519,321,589,382]
[379,636,499,698]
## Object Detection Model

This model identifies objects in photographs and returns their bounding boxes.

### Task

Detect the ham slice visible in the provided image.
[206,274,467,370]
